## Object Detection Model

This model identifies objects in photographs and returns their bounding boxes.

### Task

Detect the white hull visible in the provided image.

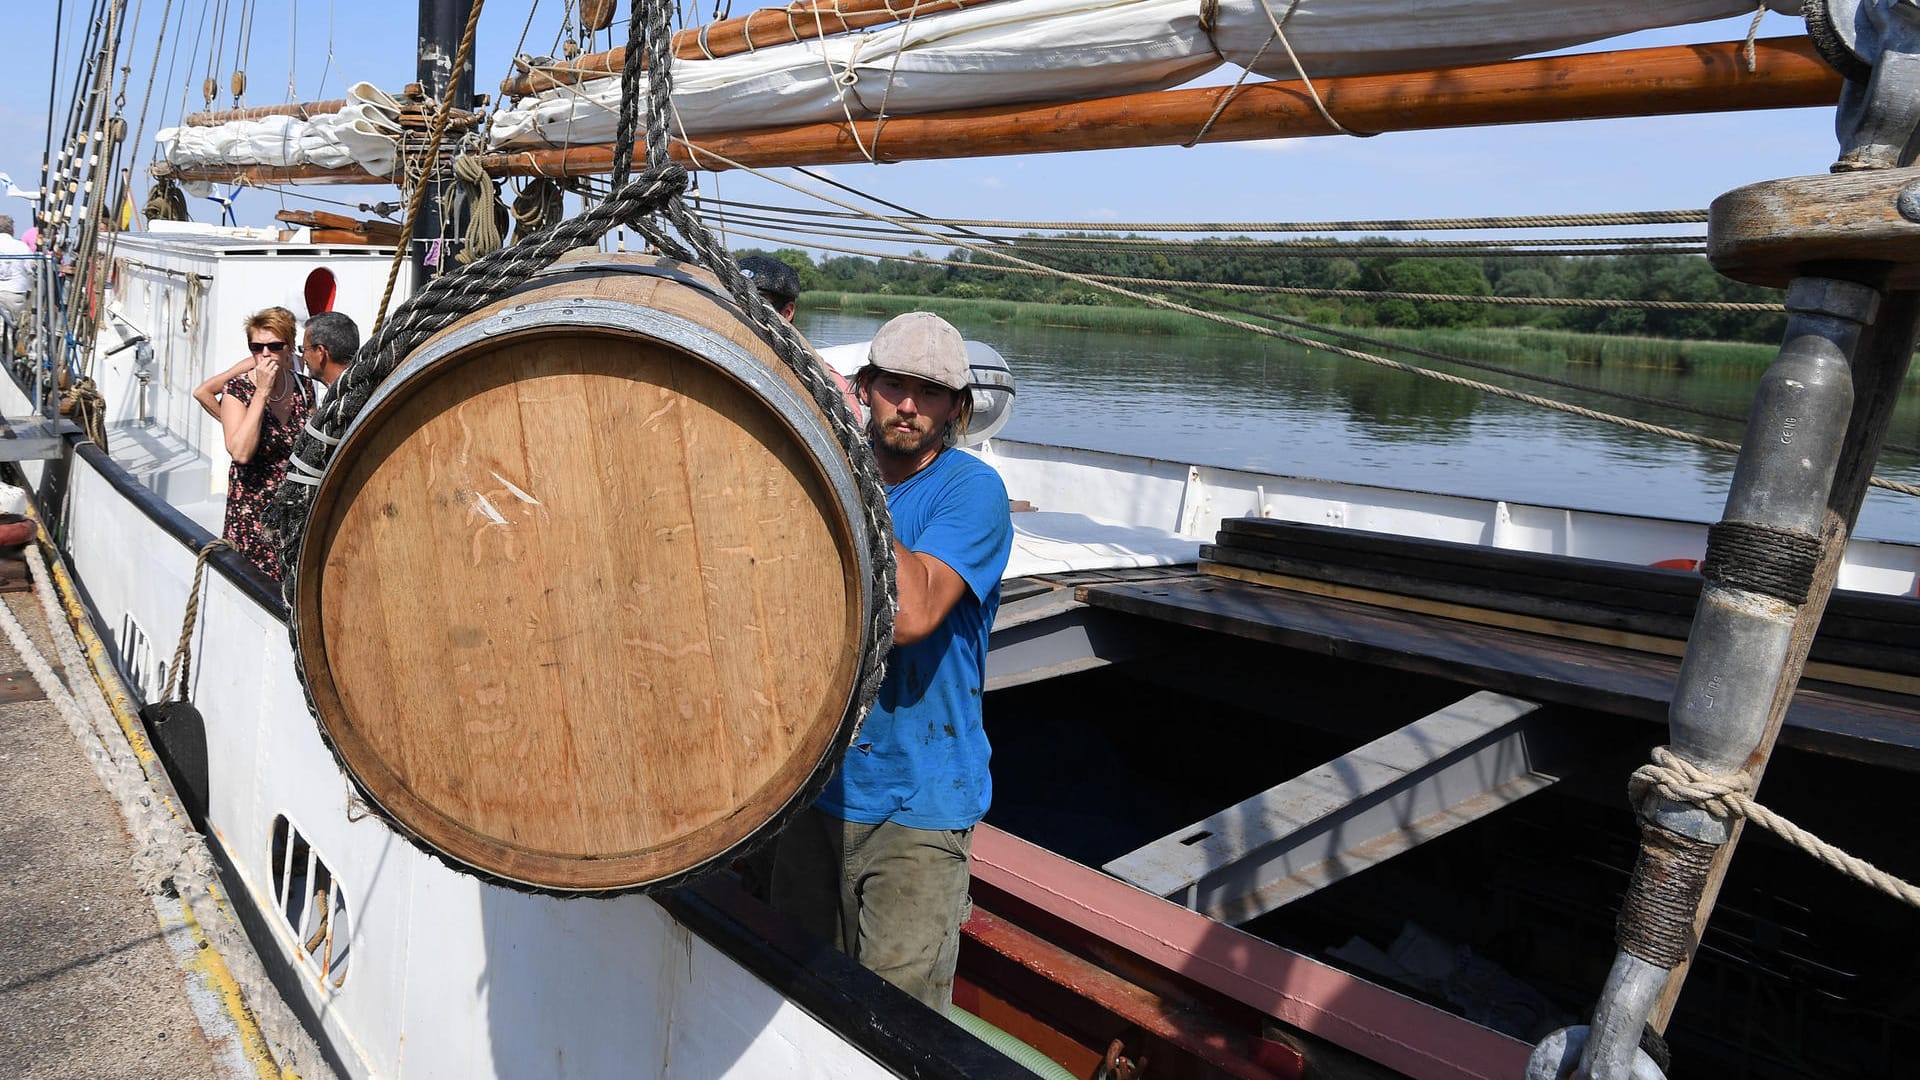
[19,230,1919,1079]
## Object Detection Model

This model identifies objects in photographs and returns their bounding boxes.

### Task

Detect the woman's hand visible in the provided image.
[253,355,281,401]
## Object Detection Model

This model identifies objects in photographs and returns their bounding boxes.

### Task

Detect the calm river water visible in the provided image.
[798,309,1920,543]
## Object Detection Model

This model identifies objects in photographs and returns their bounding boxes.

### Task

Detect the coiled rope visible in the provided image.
[452,152,506,264]
[1631,746,1920,909]
[60,376,109,451]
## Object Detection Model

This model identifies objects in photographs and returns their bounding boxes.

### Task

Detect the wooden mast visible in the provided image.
[153,37,1841,187]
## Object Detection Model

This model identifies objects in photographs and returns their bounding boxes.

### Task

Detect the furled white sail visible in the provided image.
[156,83,405,175]
[155,0,1799,173]
[486,0,1791,151]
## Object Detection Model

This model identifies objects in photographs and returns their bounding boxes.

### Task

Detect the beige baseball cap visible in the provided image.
[867,312,969,392]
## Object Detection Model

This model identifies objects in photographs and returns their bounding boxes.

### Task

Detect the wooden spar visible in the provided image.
[489,37,1841,178]
[154,37,1840,187]
[500,0,1007,97]
[183,99,350,126]
[150,161,391,185]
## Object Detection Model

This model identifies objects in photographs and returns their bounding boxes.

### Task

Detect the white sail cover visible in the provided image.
[486,0,1790,151]
[156,82,405,174]
[158,0,1797,173]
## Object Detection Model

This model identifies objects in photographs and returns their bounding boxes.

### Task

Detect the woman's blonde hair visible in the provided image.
[245,306,297,346]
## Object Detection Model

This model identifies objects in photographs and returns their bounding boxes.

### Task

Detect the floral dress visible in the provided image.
[222,375,312,579]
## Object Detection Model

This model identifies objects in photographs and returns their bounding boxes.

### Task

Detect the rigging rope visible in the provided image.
[682,141,1920,499]
[1632,746,1920,909]
[369,0,487,336]
[710,222,1771,313]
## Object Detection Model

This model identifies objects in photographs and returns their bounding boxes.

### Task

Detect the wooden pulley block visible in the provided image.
[581,0,618,31]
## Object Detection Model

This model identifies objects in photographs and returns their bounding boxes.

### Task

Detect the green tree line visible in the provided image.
[743,236,1788,343]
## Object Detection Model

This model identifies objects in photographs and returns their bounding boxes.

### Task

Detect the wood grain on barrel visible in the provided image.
[296,258,862,890]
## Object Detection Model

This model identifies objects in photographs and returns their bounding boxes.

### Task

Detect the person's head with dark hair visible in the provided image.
[0,216,14,235]
[301,310,360,387]
[738,254,802,320]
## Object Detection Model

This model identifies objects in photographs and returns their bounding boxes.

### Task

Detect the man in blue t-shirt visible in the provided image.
[772,311,1013,1011]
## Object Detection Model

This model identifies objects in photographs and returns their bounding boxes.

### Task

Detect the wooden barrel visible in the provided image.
[294,255,872,892]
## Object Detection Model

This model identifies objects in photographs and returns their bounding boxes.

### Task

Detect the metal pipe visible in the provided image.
[1551,274,1880,1080]
[1649,276,1875,842]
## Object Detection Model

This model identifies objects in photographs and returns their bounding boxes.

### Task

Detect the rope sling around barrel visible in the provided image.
[266,0,894,895]
[291,254,882,893]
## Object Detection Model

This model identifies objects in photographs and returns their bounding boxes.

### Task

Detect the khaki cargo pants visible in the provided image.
[771,806,973,1011]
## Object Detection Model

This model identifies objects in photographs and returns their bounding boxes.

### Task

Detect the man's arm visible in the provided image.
[892,540,969,645]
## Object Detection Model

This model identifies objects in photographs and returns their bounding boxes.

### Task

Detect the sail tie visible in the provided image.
[1190,0,1376,148]
[1629,746,1920,910]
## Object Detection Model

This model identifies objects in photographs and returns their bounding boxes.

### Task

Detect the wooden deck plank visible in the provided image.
[1079,574,1920,772]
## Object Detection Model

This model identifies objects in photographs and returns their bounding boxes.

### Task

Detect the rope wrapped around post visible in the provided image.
[1627,746,1920,909]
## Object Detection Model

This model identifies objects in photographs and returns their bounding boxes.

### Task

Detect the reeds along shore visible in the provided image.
[803,291,1803,376]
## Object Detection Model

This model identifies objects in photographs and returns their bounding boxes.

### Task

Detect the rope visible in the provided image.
[1631,746,1920,909]
[256,0,898,899]
[672,200,1720,235]
[159,538,232,703]
[1615,823,1714,968]
[510,176,566,240]
[1700,520,1821,605]
[711,225,1772,312]
[452,152,506,264]
[370,0,487,336]
[144,175,190,221]
[60,376,108,450]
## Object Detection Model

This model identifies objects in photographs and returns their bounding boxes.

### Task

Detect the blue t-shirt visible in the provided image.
[817,448,1013,830]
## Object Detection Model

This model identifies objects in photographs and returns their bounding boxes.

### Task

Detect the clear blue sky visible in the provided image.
[0,3,1844,244]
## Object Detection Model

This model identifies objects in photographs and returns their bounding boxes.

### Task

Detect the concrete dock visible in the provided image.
[0,582,234,1079]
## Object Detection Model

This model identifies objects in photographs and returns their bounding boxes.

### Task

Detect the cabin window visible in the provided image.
[304,269,337,316]
[270,815,352,988]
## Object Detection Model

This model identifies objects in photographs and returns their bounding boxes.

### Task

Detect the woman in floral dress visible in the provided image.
[218,307,312,580]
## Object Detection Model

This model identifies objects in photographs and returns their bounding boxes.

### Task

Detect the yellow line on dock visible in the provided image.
[26,510,297,1080]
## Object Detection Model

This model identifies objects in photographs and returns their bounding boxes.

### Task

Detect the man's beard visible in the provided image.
[871,415,943,458]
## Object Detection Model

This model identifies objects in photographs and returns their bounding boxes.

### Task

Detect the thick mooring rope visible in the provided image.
[159,538,231,704]
[1631,746,1920,909]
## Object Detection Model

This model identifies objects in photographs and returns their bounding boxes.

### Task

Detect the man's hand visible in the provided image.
[892,540,968,645]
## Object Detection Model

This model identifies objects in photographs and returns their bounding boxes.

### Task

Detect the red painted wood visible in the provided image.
[969,824,1533,1080]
